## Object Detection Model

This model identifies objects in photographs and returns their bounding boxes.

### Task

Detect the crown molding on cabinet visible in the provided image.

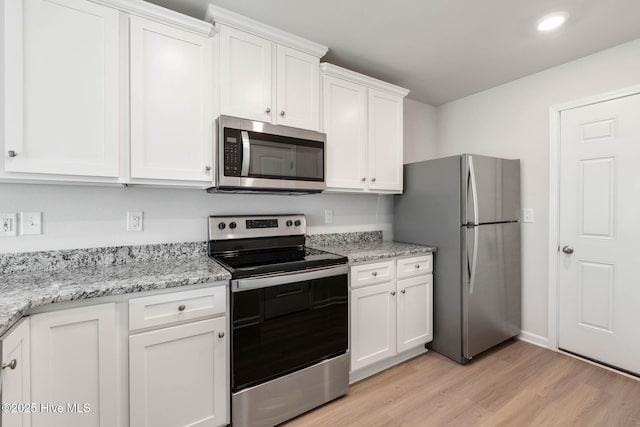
[205,4,328,58]
[320,63,410,97]
[92,0,214,36]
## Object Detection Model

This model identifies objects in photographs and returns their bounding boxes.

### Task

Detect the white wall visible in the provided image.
[435,38,640,343]
[0,184,393,253]
[403,98,437,164]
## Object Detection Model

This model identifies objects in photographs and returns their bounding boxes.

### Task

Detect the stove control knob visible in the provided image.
[218,222,226,230]
[229,222,237,229]
[286,220,293,227]
[294,220,301,227]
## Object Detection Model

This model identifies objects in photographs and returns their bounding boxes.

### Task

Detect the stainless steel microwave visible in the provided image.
[213,116,326,194]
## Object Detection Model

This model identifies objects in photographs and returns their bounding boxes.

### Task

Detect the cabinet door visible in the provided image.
[130,16,214,182]
[350,281,396,371]
[3,0,120,177]
[276,45,319,131]
[368,89,403,192]
[129,317,228,427]
[31,303,119,427]
[322,75,368,190]
[1,318,31,427]
[219,25,272,123]
[397,274,433,353]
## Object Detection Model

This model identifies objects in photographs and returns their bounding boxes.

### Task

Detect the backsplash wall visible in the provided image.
[0,184,393,253]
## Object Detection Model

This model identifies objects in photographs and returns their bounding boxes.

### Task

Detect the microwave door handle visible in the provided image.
[241,131,250,176]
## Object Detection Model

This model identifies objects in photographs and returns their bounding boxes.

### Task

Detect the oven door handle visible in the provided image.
[231,265,348,292]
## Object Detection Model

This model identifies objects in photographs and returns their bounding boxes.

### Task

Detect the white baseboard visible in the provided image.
[518,330,549,348]
[349,346,428,384]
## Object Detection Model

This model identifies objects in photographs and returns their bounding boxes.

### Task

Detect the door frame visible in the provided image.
[547,83,640,351]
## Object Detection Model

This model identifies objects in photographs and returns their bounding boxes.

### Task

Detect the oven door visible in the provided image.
[230,265,348,392]
[217,116,326,192]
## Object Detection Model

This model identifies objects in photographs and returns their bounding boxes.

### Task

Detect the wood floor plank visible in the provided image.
[283,341,640,427]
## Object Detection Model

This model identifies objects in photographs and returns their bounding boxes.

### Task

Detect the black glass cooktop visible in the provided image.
[212,247,347,279]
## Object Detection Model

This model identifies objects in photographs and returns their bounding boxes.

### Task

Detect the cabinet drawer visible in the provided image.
[129,286,225,331]
[350,260,395,288]
[397,255,433,278]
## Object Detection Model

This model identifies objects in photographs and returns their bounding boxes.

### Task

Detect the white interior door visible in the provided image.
[558,93,640,375]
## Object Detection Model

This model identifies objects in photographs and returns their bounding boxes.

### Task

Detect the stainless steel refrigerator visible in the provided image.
[394,154,521,364]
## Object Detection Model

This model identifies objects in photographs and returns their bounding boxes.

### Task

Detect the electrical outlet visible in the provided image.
[127,211,143,232]
[0,213,17,237]
[324,209,334,224]
[522,208,534,223]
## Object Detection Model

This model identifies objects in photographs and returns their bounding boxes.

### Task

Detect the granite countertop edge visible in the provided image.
[310,241,437,263]
[0,257,231,337]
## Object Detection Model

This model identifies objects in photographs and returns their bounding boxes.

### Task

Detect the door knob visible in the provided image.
[2,359,17,370]
[562,245,574,254]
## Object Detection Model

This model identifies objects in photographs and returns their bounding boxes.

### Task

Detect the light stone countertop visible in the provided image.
[0,255,230,337]
[309,240,437,263]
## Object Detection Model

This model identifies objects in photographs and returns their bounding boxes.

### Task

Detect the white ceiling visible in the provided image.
[146,0,640,106]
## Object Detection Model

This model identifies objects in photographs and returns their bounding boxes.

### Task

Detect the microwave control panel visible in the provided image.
[224,128,241,176]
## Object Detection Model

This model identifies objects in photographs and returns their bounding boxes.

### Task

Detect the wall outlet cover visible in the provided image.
[324,209,334,224]
[0,213,17,237]
[127,211,144,232]
[20,212,42,235]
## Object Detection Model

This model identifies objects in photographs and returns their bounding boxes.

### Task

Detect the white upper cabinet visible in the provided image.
[129,16,214,183]
[368,89,404,192]
[276,45,320,130]
[322,75,368,190]
[208,5,327,132]
[219,25,272,123]
[321,64,408,194]
[3,0,120,178]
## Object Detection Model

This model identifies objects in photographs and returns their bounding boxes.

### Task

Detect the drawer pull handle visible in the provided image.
[178,305,186,312]
[2,359,17,370]
[401,289,406,294]
[390,291,396,296]
[372,271,378,277]
[8,150,17,158]
[415,264,421,269]
[218,332,225,339]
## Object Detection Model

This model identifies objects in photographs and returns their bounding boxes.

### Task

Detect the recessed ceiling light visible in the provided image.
[537,12,568,32]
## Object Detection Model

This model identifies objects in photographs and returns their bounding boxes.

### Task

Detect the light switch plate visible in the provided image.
[20,212,42,235]
[522,208,534,223]
[0,213,17,236]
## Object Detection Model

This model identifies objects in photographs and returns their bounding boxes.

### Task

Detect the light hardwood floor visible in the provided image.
[284,340,640,426]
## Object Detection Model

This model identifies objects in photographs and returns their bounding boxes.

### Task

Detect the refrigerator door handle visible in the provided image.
[469,225,479,294]
[468,155,479,225]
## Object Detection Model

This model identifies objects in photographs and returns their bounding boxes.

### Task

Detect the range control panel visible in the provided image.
[208,214,306,241]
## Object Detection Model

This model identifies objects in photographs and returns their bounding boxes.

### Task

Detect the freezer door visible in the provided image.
[462,222,521,359]
[462,154,520,224]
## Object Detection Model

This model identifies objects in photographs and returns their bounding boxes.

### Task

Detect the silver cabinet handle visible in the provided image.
[415,264,420,269]
[372,271,378,277]
[265,107,271,114]
[361,177,366,182]
[401,289,406,294]
[178,305,186,312]
[562,245,574,254]
[390,291,396,296]
[218,332,225,339]
[280,111,285,117]
[205,165,211,173]
[2,359,17,370]
[371,178,376,183]
[8,150,17,158]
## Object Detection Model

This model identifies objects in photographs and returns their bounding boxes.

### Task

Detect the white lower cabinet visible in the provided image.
[350,255,433,376]
[30,303,119,427]
[129,317,227,427]
[350,281,397,371]
[0,318,31,427]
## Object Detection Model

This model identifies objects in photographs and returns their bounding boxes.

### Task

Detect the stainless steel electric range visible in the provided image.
[208,214,349,427]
